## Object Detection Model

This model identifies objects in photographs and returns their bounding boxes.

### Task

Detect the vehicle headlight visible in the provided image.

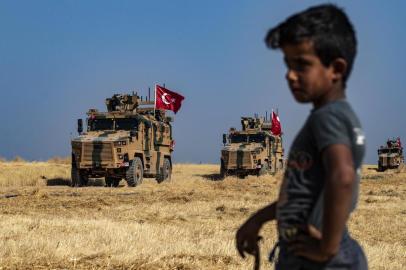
[114,141,127,146]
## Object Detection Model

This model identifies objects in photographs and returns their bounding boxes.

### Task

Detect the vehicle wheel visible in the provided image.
[113,178,121,187]
[220,160,228,179]
[237,173,247,179]
[126,157,143,187]
[162,158,172,181]
[82,175,89,186]
[258,163,269,176]
[278,159,284,170]
[157,158,172,183]
[71,166,88,187]
[105,176,121,187]
[71,166,79,187]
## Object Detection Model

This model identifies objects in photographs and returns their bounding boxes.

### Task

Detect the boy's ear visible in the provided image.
[330,58,347,82]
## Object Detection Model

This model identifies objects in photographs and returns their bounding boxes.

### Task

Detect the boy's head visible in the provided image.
[265,4,357,104]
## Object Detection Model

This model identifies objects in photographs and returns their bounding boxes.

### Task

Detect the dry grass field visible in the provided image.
[0,161,405,269]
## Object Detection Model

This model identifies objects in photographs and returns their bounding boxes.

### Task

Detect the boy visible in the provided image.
[236,4,368,270]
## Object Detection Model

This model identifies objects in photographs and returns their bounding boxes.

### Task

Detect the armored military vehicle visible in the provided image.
[71,93,174,187]
[220,116,284,178]
[377,137,404,171]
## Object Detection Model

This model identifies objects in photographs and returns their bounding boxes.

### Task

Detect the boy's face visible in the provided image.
[281,40,337,105]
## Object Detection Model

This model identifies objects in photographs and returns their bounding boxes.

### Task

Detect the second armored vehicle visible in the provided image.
[377,137,404,171]
[220,116,284,178]
[71,93,174,187]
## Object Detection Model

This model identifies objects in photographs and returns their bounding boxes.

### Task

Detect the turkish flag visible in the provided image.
[271,111,282,136]
[155,85,184,114]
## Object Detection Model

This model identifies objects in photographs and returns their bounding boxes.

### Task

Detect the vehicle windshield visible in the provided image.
[229,134,247,143]
[378,148,401,154]
[115,118,138,130]
[88,118,138,131]
[248,134,265,143]
[88,118,114,131]
[229,133,265,143]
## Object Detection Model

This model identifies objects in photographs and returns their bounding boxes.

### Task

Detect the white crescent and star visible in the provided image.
[162,93,175,105]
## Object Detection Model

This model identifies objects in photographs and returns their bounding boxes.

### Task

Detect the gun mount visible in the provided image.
[105,93,154,112]
[86,93,169,123]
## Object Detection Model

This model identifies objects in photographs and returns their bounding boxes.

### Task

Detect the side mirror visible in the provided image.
[77,119,83,134]
[222,134,227,145]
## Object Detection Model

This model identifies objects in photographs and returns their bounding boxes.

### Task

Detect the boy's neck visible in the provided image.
[313,84,346,109]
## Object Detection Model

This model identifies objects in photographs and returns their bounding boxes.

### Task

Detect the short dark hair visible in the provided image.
[265,4,357,83]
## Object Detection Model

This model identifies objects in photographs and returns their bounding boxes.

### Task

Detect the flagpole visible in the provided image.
[154,84,157,118]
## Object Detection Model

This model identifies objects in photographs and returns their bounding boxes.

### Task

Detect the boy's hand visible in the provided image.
[288,224,330,262]
[236,218,262,258]
[235,202,276,259]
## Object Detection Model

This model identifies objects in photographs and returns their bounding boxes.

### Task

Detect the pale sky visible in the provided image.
[1,0,405,164]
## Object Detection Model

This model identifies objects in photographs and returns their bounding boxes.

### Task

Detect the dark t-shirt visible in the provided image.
[276,99,365,240]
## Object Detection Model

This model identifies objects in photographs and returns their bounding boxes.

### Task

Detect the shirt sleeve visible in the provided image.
[311,111,351,153]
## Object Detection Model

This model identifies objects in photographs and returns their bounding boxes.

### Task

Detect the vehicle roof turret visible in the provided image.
[86,93,171,123]
[236,116,274,135]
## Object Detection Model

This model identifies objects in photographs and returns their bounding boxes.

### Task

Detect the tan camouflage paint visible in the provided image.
[71,93,173,185]
[377,139,404,171]
[220,116,284,177]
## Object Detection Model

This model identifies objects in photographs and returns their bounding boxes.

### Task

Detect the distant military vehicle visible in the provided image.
[71,93,174,187]
[220,116,284,178]
[377,137,404,171]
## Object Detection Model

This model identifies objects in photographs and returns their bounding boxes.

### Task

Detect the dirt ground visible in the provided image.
[0,162,405,269]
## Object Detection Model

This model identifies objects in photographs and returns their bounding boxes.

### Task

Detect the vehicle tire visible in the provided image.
[220,160,228,179]
[71,166,88,187]
[125,157,143,187]
[105,176,121,187]
[157,158,172,183]
[238,174,247,179]
[162,158,172,181]
[71,166,79,187]
[278,159,284,170]
[258,163,269,176]
[113,178,121,187]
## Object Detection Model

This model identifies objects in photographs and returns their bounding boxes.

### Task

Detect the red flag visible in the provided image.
[271,111,282,136]
[155,85,184,114]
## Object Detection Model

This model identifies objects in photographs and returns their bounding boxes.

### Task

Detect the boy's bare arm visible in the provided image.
[321,144,355,255]
[290,144,355,261]
[236,202,277,258]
